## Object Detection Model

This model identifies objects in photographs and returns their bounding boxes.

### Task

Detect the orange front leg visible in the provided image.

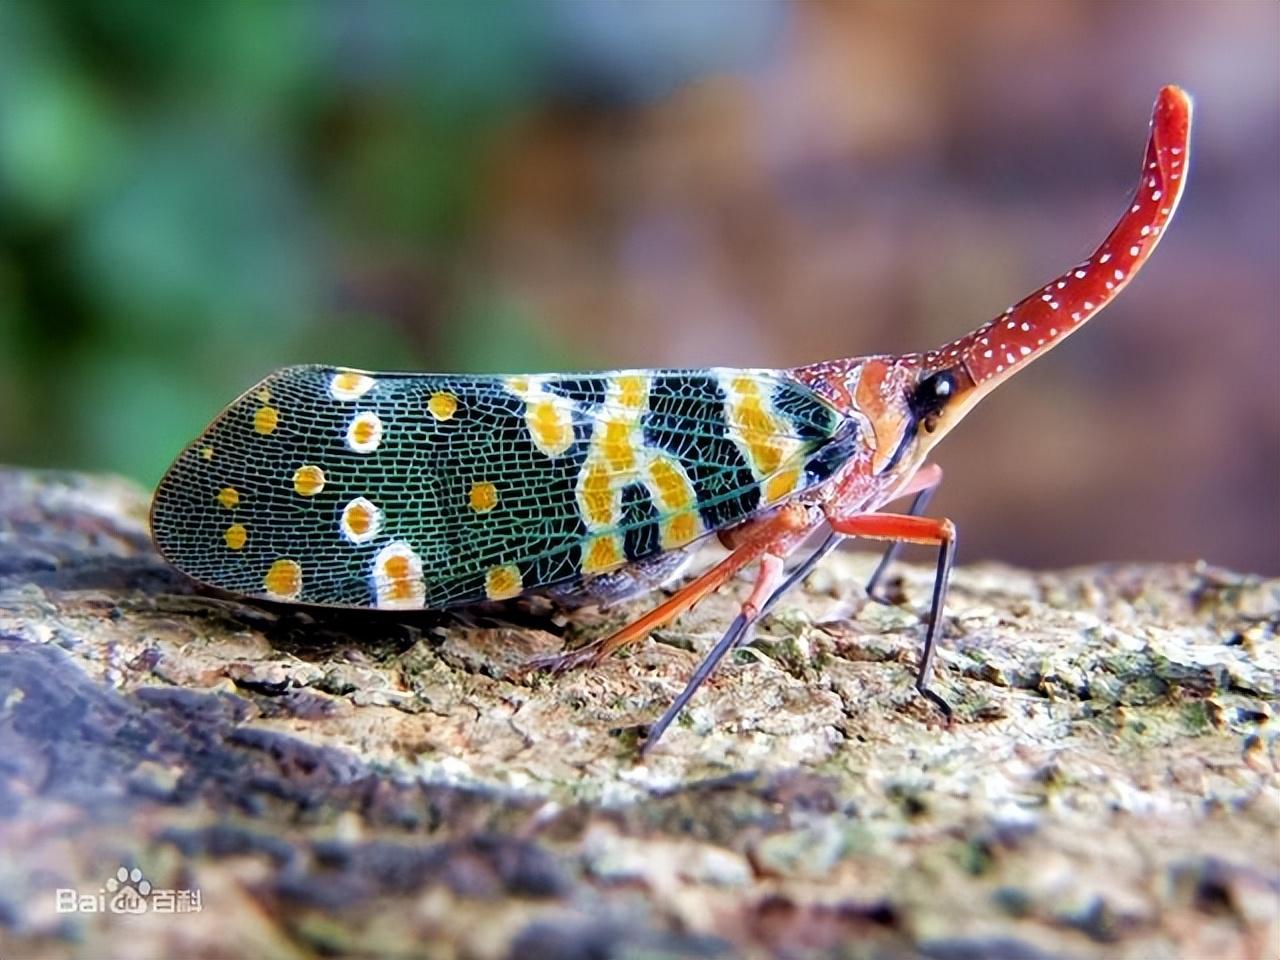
[824,507,957,715]
[866,463,943,602]
[524,501,820,675]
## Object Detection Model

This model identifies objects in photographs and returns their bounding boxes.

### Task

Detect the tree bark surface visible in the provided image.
[1,467,1276,960]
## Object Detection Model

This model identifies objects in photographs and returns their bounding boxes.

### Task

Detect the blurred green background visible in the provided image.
[0,0,1276,573]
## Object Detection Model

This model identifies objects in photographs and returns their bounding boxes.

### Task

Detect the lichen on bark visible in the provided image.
[1,467,1276,959]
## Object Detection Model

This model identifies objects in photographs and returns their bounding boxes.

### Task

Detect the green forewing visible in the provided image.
[151,365,857,609]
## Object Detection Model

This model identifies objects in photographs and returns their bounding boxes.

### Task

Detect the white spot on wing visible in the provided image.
[371,541,427,610]
[330,371,375,401]
[346,412,383,453]
[340,497,382,544]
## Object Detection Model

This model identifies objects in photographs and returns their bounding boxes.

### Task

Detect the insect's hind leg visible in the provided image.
[641,534,839,752]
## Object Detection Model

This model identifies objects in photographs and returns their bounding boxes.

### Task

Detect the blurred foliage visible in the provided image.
[0,0,777,484]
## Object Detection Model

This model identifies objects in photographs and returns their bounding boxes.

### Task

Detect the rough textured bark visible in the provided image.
[1,466,1276,960]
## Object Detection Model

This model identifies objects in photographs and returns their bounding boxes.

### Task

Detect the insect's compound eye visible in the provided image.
[910,370,957,426]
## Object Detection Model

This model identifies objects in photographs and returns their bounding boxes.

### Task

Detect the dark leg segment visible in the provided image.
[917,529,957,716]
[824,511,957,718]
[641,612,752,753]
[640,532,845,753]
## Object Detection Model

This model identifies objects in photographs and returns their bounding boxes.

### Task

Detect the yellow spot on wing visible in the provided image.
[578,462,615,527]
[485,564,523,601]
[292,464,326,497]
[254,406,279,435]
[614,374,649,411]
[347,506,372,535]
[264,558,302,599]
[340,497,381,543]
[582,533,625,575]
[661,511,701,550]
[385,580,418,605]
[330,370,375,401]
[256,386,271,403]
[469,481,498,513]
[216,486,240,509]
[346,412,383,453]
[721,373,801,480]
[763,466,801,504]
[600,418,636,470]
[574,378,648,530]
[646,456,695,511]
[645,455,703,549]
[224,523,247,550]
[428,391,459,421]
[372,541,426,610]
[738,396,785,473]
[527,398,573,457]
[200,446,214,460]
